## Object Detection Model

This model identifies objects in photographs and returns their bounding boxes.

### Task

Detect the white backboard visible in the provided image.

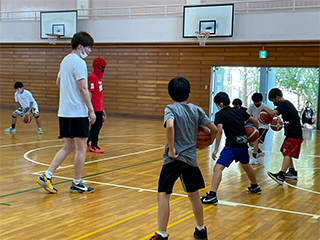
[183,4,234,38]
[40,10,77,39]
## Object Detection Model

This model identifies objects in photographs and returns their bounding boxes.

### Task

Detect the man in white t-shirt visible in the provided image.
[247,93,269,164]
[37,31,97,194]
[4,81,43,134]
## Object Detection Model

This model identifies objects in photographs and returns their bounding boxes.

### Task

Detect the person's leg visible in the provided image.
[187,191,203,226]
[210,163,225,192]
[157,192,170,232]
[241,163,257,184]
[90,111,103,148]
[48,138,75,173]
[11,113,18,125]
[33,113,42,128]
[73,137,87,179]
[281,156,293,173]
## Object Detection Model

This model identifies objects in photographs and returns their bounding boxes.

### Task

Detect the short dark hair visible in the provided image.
[232,98,242,106]
[306,100,312,105]
[252,93,263,102]
[71,31,94,50]
[14,82,23,89]
[168,76,190,102]
[214,92,230,106]
[268,88,283,100]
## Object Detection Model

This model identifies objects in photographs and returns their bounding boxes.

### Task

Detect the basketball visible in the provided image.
[196,126,211,149]
[258,109,273,125]
[245,125,259,142]
[270,117,284,131]
[22,114,32,124]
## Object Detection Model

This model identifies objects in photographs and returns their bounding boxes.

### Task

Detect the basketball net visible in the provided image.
[46,34,61,45]
[195,31,210,46]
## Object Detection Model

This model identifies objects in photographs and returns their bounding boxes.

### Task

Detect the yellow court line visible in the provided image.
[73,196,186,240]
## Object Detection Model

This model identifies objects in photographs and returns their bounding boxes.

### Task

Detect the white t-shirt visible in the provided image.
[57,53,88,117]
[15,89,38,108]
[247,102,269,129]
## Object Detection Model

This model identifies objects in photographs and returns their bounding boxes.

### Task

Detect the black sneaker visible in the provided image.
[247,184,262,194]
[201,192,218,205]
[285,170,298,179]
[69,181,95,193]
[148,233,168,240]
[194,227,208,240]
[267,171,285,185]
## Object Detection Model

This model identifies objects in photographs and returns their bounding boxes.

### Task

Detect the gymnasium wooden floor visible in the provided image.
[0,108,319,240]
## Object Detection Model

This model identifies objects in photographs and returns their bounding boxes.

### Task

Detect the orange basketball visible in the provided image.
[196,126,211,149]
[245,125,259,142]
[270,117,284,131]
[258,109,273,125]
[22,115,32,124]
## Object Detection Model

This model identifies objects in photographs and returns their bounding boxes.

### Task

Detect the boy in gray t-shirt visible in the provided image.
[149,77,218,240]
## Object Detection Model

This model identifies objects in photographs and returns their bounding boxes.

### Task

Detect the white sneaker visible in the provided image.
[249,156,259,164]
[4,127,16,133]
[248,147,254,152]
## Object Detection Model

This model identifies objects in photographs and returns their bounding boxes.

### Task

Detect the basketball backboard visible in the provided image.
[183,4,234,38]
[40,10,77,39]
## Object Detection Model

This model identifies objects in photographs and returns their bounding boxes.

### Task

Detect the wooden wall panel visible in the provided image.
[0,42,319,121]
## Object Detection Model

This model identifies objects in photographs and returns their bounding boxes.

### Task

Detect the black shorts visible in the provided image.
[158,160,205,194]
[259,128,268,144]
[59,117,89,139]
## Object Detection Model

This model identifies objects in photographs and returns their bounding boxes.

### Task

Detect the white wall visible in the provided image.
[0,10,319,43]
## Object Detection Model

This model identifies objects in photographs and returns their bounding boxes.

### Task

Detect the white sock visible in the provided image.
[73,179,81,184]
[44,171,53,179]
[197,225,205,231]
[157,231,167,237]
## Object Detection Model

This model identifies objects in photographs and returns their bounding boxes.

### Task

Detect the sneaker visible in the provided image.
[4,127,16,133]
[38,128,43,134]
[148,233,168,240]
[194,227,208,240]
[69,181,95,193]
[201,191,218,205]
[285,170,298,179]
[89,146,104,153]
[267,171,285,185]
[36,174,58,193]
[247,184,262,194]
[87,144,91,150]
[249,156,259,165]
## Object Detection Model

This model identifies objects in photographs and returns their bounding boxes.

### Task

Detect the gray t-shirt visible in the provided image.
[163,102,212,167]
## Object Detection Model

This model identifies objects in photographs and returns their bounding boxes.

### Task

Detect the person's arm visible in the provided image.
[206,122,218,145]
[247,116,259,130]
[25,102,33,116]
[15,102,20,110]
[103,109,107,120]
[261,105,278,117]
[77,78,96,125]
[56,77,60,88]
[212,123,223,160]
[166,118,179,158]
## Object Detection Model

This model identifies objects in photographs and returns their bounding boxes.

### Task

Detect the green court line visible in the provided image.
[1,203,11,206]
[0,157,163,199]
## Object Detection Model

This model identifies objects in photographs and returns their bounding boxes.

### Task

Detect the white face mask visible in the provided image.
[217,104,223,111]
[79,46,88,59]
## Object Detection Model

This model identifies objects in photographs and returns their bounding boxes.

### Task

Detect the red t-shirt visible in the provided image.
[88,72,104,112]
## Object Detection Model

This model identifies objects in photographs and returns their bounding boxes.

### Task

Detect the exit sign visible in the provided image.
[259,50,267,58]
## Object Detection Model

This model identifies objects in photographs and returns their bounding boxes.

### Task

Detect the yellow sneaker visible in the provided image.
[37,174,58,193]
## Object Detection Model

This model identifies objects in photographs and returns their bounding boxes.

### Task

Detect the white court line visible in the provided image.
[0,139,60,148]
[32,174,320,219]
[285,182,320,194]
[25,144,164,169]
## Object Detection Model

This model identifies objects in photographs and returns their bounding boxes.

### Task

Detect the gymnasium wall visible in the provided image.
[0,42,319,121]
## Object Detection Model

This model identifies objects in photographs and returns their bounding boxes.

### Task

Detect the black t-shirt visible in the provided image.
[276,100,302,138]
[302,107,314,124]
[214,106,251,148]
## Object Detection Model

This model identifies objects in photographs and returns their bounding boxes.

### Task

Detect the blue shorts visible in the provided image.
[217,146,249,167]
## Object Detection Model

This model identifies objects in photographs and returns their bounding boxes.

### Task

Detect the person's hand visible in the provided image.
[88,111,96,125]
[168,148,179,159]
[212,149,219,161]
[25,111,30,116]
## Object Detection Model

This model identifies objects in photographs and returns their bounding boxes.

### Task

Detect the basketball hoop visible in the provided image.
[46,34,61,45]
[195,31,210,46]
